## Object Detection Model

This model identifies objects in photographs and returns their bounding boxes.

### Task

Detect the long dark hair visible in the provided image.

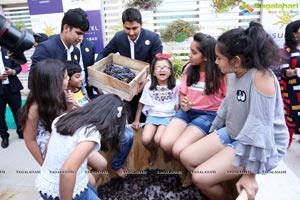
[285,20,300,50]
[149,57,176,90]
[217,21,283,70]
[187,32,223,95]
[19,59,67,132]
[55,94,128,152]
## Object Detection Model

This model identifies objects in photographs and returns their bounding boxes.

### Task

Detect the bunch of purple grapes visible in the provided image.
[104,64,136,83]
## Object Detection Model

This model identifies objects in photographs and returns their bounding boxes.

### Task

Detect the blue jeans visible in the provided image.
[111,126,134,170]
[216,127,238,149]
[174,108,216,135]
[40,184,99,200]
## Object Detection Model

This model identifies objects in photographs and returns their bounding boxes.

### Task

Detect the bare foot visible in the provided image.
[181,172,192,188]
[163,152,172,163]
[115,166,128,178]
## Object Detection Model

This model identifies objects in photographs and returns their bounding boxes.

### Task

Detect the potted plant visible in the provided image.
[171,53,188,80]
[211,0,241,12]
[126,0,162,10]
[160,19,198,43]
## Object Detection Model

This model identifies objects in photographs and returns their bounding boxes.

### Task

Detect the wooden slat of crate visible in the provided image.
[88,54,149,101]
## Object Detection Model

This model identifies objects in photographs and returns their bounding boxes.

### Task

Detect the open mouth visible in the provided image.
[158,73,167,78]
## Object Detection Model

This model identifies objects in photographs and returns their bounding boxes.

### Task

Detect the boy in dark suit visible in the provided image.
[0,48,24,148]
[29,8,89,88]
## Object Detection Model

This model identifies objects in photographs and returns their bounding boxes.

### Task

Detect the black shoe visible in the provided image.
[1,137,9,148]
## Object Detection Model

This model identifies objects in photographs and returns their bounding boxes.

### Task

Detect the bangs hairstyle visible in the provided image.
[55,94,128,152]
[19,59,67,132]
[66,61,82,78]
[149,57,176,90]
[187,32,223,95]
[217,21,283,70]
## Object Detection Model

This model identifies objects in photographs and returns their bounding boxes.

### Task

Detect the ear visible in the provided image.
[63,24,69,32]
[232,56,242,68]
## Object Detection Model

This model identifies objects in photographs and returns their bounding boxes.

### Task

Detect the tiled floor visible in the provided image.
[0,131,40,200]
[1,130,300,200]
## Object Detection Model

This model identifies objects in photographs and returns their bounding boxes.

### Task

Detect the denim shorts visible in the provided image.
[40,184,99,200]
[215,127,238,149]
[145,116,172,126]
[174,109,216,135]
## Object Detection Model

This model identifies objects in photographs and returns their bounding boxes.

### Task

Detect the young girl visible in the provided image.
[131,53,180,165]
[159,33,226,186]
[180,22,289,200]
[19,59,74,165]
[36,94,127,200]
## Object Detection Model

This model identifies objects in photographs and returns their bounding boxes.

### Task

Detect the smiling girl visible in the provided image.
[160,33,227,187]
[131,53,180,166]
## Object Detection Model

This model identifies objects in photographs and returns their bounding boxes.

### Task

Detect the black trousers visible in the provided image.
[0,85,22,139]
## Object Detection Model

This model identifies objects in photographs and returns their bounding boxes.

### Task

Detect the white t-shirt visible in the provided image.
[140,80,180,117]
[36,116,101,198]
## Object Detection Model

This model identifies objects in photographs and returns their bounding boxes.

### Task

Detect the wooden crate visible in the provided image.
[88,54,149,101]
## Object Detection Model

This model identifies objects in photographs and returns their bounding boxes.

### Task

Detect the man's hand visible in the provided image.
[4,67,15,76]
[0,73,8,81]
[137,77,148,93]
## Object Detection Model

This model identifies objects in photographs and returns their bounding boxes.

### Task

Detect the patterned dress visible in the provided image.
[280,47,300,146]
[36,121,50,157]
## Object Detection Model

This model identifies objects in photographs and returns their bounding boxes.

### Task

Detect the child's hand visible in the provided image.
[181,95,193,112]
[131,121,140,130]
[65,90,78,110]
[236,173,258,200]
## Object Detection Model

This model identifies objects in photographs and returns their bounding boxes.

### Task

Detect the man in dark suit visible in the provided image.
[0,48,24,148]
[95,8,163,178]
[29,8,89,88]
[96,8,162,65]
[96,7,163,123]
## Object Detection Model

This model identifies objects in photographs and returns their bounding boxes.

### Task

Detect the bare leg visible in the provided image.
[160,118,187,155]
[192,147,243,200]
[87,151,107,185]
[180,133,223,172]
[172,125,205,160]
[153,125,166,146]
[142,124,158,165]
